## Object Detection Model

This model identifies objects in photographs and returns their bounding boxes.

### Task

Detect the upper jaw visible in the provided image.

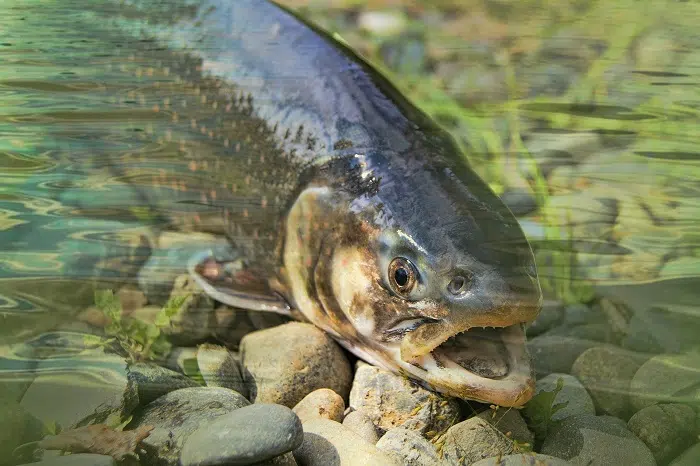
[393,323,535,407]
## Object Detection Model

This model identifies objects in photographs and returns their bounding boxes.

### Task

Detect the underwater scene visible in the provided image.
[1,0,699,465]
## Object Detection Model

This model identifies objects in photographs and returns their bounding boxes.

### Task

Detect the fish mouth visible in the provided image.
[385,320,534,407]
[432,325,520,378]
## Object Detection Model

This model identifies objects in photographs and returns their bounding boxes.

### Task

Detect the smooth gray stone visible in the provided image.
[181,403,303,466]
[18,454,116,466]
[127,362,200,405]
[541,414,655,466]
[130,387,250,466]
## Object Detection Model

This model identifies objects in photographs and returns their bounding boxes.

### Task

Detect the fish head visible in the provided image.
[290,153,542,407]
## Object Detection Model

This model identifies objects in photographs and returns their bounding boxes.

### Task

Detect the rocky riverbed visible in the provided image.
[2,230,699,465]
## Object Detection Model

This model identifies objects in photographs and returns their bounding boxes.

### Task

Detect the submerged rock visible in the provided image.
[128,387,249,466]
[627,403,696,465]
[440,417,515,465]
[541,414,655,466]
[376,427,443,466]
[342,410,380,445]
[240,322,352,408]
[20,347,137,430]
[348,361,460,436]
[197,343,248,398]
[630,352,700,412]
[535,373,595,422]
[292,388,345,424]
[293,418,400,466]
[180,403,303,466]
[127,362,200,405]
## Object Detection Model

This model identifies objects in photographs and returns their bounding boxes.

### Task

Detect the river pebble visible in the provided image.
[671,443,700,466]
[536,373,595,422]
[541,414,655,466]
[349,361,460,436]
[254,453,298,465]
[163,346,199,375]
[527,335,599,377]
[197,343,248,398]
[526,301,565,338]
[128,361,200,405]
[1,397,45,465]
[293,418,400,466]
[476,407,534,446]
[472,453,572,466]
[20,347,137,430]
[128,387,250,466]
[292,388,345,424]
[624,305,700,355]
[630,352,700,412]
[627,403,696,465]
[16,454,116,466]
[240,322,352,408]
[162,274,215,346]
[440,416,515,466]
[180,403,303,466]
[0,343,37,403]
[341,410,380,444]
[571,346,647,419]
[375,427,443,466]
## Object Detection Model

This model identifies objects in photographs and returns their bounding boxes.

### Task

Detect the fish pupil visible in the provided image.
[395,267,409,287]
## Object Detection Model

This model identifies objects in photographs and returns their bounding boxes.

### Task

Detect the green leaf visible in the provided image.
[522,377,569,441]
[148,337,172,360]
[162,293,189,318]
[154,309,171,327]
[181,356,205,385]
[145,323,161,341]
[94,289,122,320]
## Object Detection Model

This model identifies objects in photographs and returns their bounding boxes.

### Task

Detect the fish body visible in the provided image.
[13,0,542,406]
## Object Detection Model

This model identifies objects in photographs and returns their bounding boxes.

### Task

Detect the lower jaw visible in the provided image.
[396,324,535,407]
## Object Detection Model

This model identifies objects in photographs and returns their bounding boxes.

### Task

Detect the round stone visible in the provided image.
[180,403,303,466]
[541,414,655,465]
[292,388,345,424]
[240,322,351,408]
[129,387,250,466]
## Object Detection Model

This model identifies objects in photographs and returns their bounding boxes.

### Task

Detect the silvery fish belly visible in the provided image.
[44,0,542,407]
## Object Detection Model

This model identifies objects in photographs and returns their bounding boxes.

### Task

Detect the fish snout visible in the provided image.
[441,266,542,328]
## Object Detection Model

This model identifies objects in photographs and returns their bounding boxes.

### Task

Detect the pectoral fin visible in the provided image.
[187,250,291,315]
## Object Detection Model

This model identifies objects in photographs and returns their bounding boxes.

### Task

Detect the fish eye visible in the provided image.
[388,257,417,296]
[447,275,469,295]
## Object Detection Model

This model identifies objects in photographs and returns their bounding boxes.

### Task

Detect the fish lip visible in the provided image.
[383,317,441,341]
[395,321,536,407]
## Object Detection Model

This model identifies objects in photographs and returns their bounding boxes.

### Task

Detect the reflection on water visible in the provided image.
[1,0,699,462]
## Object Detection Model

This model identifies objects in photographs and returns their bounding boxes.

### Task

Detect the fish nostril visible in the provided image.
[447,275,470,295]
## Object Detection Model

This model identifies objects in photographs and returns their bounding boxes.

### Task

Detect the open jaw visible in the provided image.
[387,323,535,407]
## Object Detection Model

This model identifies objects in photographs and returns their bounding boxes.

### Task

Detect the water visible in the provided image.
[1,0,699,462]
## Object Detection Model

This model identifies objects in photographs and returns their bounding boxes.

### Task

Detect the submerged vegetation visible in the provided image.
[93,289,187,363]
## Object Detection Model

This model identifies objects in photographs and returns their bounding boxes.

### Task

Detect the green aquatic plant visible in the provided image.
[522,376,568,444]
[93,289,187,363]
